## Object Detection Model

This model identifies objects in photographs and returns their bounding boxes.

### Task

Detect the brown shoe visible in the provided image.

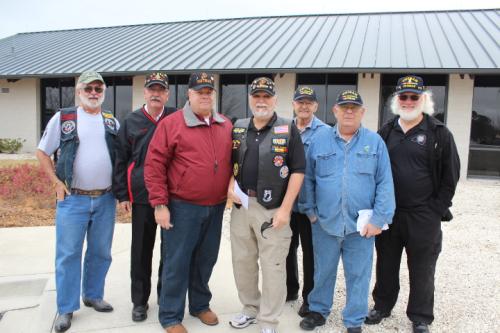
[165,323,187,333]
[192,309,219,326]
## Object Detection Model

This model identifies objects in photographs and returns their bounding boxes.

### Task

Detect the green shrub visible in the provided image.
[0,138,26,153]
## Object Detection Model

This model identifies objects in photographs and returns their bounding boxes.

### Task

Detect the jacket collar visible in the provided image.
[182,101,225,127]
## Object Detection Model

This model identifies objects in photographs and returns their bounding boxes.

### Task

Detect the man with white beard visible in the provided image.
[365,76,460,333]
[228,77,305,333]
[37,71,119,332]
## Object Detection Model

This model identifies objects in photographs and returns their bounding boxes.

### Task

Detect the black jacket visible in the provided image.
[113,106,177,204]
[378,114,460,221]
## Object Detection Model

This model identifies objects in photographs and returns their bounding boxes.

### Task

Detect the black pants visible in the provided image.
[131,203,163,306]
[286,211,314,305]
[372,208,442,324]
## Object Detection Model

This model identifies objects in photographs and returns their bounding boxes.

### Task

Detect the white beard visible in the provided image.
[398,105,423,121]
[80,93,105,109]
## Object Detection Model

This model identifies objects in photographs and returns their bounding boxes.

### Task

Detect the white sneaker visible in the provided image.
[229,313,257,328]
[261,328,277,333]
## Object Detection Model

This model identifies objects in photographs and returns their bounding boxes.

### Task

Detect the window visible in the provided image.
[40,78,75,132]
[165,75,190,109]
[468,75,500,178]
[296,73,357,126]
[102,76,133,123]
[220,73,273,123]
[379,74,448,127]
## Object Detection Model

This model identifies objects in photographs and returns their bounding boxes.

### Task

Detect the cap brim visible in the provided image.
[337,100,363,106]
[294,95,317,102]
[250,89,275,96]
[145,81,168,88]
[398,88,423,94]
[190,84,215,91]
[80,78,105,84]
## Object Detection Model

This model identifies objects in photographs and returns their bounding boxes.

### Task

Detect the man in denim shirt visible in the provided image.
[299,90,395,333]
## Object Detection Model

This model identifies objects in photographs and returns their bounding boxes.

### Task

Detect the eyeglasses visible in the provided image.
[260,219,273,239]
[83,86,104,94]
[398,94,420,101]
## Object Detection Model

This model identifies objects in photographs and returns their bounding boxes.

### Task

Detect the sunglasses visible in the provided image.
[260,219,274,239]
[398,94,420,101]
[83,86,104,94]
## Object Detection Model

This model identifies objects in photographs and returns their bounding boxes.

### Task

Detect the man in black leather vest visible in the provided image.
[227,77,305,333]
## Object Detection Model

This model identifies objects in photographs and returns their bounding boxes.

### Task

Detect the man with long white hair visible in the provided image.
[365,75,460,333]
[36,71,119,332]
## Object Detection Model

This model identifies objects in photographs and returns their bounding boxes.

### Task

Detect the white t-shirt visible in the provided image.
[38,107,120,190]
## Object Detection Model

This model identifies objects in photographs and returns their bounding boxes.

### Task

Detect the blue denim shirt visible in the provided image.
[293,116,328,213]
[299,125,395,237]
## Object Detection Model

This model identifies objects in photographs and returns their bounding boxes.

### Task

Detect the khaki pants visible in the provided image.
[230,197,292,330]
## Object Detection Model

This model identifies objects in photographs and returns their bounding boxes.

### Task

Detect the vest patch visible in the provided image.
[263,189,272,203]
[233,163,239,177]
[272,146,288,153]
[232,139,241,150]
[279,165,289,178]
[61,120,76,135]
[411,134,427,146]
[61,113,76,121]
[102,112,113,119]
[233,127,246,134]
[272,138,287,146]
[273,125,289,134]
[273,155,284,167]
[104,118,116,131]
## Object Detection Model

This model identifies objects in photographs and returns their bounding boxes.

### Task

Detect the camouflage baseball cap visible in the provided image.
[78,71,104,85]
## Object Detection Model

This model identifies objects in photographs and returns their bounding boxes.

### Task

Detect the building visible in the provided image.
[0,9,499,178]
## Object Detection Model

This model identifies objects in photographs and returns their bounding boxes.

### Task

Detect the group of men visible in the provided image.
[37,70,459,333]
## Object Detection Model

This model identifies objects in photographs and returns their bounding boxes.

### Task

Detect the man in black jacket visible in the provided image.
[113,72,177,322]
[365,76,460,333]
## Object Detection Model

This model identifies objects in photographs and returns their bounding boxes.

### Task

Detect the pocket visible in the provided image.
[356,152,377,175]
[316,152,336,177]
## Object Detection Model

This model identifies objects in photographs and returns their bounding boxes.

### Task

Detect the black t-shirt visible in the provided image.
[241,113,305,191]
[386,117,434,209]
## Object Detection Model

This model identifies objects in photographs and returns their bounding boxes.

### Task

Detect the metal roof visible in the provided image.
[0,9,498,78]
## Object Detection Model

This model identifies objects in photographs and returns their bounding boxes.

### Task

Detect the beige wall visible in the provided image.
[358,73,381,131]
[0,78,40,152]
[132,75,146,110]
[446,74,475,180]
[274,73,296,119]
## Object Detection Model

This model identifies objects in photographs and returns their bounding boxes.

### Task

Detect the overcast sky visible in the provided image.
[1,0,497,39]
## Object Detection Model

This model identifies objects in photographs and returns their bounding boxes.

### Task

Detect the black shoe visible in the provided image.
[364,308,390,325]
[83,298,114,312]
[132,304,149,322]
[54,313,73,333]
[347,327,362,333]
[299,311,326,331]
[286,293,299,302]
[412,322,430,333]
[298,303,310,318]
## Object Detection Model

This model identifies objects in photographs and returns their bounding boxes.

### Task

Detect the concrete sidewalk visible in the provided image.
[0,215,306,333]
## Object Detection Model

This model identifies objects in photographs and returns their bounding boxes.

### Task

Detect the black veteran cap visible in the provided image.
[145,72,169,89]
[294,86,317,102]
[396,75,425,94]
[250,77,276,96]
[188,72,215,90]
[336,90,363,106]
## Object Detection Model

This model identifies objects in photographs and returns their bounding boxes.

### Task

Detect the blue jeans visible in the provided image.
[308,223,374,328]
[55,192,116,314]
[158,199,225,328]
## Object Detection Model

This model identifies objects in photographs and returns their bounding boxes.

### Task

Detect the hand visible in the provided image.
[361,223,382,238]
[154,206,173,230]
[308,215,318,224]
[119,201,131,213]
[272,207,291,229]
[227,183,241,205]
[54,180,70,201]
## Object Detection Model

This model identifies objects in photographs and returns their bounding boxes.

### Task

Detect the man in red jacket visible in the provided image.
[144,72,233,333]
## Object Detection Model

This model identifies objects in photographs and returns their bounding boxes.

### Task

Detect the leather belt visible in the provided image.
[71,187,111,197]
[246,189,257,197]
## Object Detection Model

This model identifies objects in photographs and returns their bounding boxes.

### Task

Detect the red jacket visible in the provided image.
[144,102,233,206]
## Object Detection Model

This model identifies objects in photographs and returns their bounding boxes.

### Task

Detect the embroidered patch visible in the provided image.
[263,189,272,203]
[233,163,239,176]
[104,118,116,130]
[102,112,113,119]
[363,145,370,152]
[60,113,76,121]
[279,165,289,179]
[272,138,287,146]
[411,134,427,146]
[232,139,241,150]
[273,155,284,167]
[233,127,246,134]
[273,125,289,134]
[61,120,76,135]
[272,146,288,153]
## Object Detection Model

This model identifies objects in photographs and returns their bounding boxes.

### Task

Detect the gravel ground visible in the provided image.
[221,179,500,333]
